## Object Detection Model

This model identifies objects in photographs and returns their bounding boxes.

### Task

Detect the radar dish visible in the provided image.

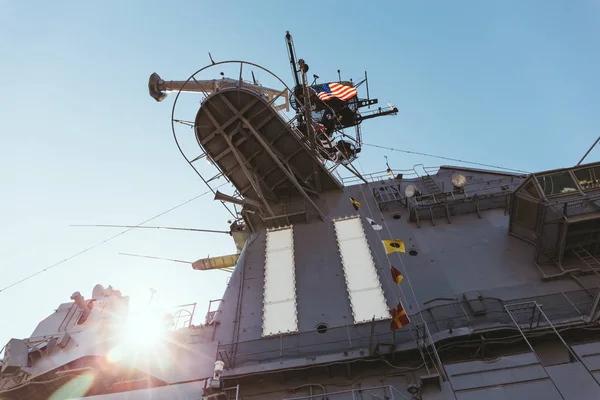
[452,173,467,188]
[405,184,418,198]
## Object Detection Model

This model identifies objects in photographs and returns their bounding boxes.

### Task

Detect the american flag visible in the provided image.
[311,121,327,131]
[312,82,357,102]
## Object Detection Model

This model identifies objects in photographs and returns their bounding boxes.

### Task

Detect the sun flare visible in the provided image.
[107,304,173,364]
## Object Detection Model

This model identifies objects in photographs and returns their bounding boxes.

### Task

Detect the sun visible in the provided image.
[121,309,168,347]
[107,305,172,364]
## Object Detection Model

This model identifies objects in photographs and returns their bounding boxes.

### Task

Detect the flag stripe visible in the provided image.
[313,82,358,102]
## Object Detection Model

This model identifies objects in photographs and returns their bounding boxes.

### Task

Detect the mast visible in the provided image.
[285,31,301,88]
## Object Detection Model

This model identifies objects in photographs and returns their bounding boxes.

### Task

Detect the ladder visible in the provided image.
[373,185,403,212]
[422,175,442,195]
[573,247,600,273]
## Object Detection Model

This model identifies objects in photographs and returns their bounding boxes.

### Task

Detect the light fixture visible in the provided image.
[407,383,421,394]
[405,184,420,198]
[451,173,467,188]
[385,155,392,175]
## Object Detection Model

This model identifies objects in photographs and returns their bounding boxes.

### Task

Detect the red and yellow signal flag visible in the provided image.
[389,302,410,331]
[390,265,403,285]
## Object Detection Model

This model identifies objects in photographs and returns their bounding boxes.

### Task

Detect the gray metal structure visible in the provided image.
[3,33,600,400]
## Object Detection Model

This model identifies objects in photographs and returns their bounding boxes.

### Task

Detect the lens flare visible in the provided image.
[49,371,95,400]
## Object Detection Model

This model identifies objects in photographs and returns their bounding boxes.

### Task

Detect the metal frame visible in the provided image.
[504,301,600,388]
[282,384,410,400]
[572,165,600,194]
[217,287,598,374]
[218,94,326,221]
[168,60,344,224]
[410,176,522,228]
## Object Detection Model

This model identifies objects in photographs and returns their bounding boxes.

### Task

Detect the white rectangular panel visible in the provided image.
[262,226,298,336]
[333,216,390,324]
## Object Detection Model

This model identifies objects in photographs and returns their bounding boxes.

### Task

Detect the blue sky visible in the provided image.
[1,1,600,347]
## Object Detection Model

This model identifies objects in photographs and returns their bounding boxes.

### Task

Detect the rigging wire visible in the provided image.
[577,135,600,166]
[349,160,437,375]
[0,183,228,295]
[354,158,447,381]
[70,224,230,235]
[362,142,531,174]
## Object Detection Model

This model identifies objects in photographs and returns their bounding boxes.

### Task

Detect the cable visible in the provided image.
[353,161,441,378]
[0,183,228,295]
[578,135,600,166]
[362,142,530,174]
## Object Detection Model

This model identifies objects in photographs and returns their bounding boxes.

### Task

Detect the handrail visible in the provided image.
[282,384,409,400]
[341,168,427,185]
[563,193,600,217]
[409,177,520,210]
[218,287,597,369]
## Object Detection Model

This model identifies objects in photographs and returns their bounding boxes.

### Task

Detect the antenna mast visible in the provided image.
[285,31,301,88]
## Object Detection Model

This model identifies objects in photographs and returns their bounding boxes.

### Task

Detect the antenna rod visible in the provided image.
[285,31,301,88]
[577,135,600,165]
[119,252,191,264]
[119,253,233,273]
[71,224,230,235]
[365,71,371,108]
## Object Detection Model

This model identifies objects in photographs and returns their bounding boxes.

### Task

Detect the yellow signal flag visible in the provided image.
[382,239,406,254]
[349,197,361,211]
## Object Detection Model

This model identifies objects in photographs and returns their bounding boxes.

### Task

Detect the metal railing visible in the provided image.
[410,176,520,208]
[282,384,410,400]
[563,194,600,218]
[171,303,197,330]
[340,167,439,186]
[218,287,598,370]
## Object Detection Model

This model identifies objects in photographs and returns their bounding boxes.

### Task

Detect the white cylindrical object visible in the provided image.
[214,360,225,374]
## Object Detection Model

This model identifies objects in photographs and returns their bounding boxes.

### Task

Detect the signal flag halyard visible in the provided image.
[382,239,406,254]
[390,265,403,284]
[389,302,410,331]
[350,197,361,211]
[312,82,358,102]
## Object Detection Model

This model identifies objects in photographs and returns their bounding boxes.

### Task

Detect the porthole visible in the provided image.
[316,323,328,334]
[408,249,419,256]
[393,214,401,220]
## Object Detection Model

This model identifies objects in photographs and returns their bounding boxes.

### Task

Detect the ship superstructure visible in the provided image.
[3,32,600,400]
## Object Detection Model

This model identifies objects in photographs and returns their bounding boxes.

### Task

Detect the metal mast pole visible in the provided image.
[577,135,600,165]
[298,59,314,145]
[298,58,323,192]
